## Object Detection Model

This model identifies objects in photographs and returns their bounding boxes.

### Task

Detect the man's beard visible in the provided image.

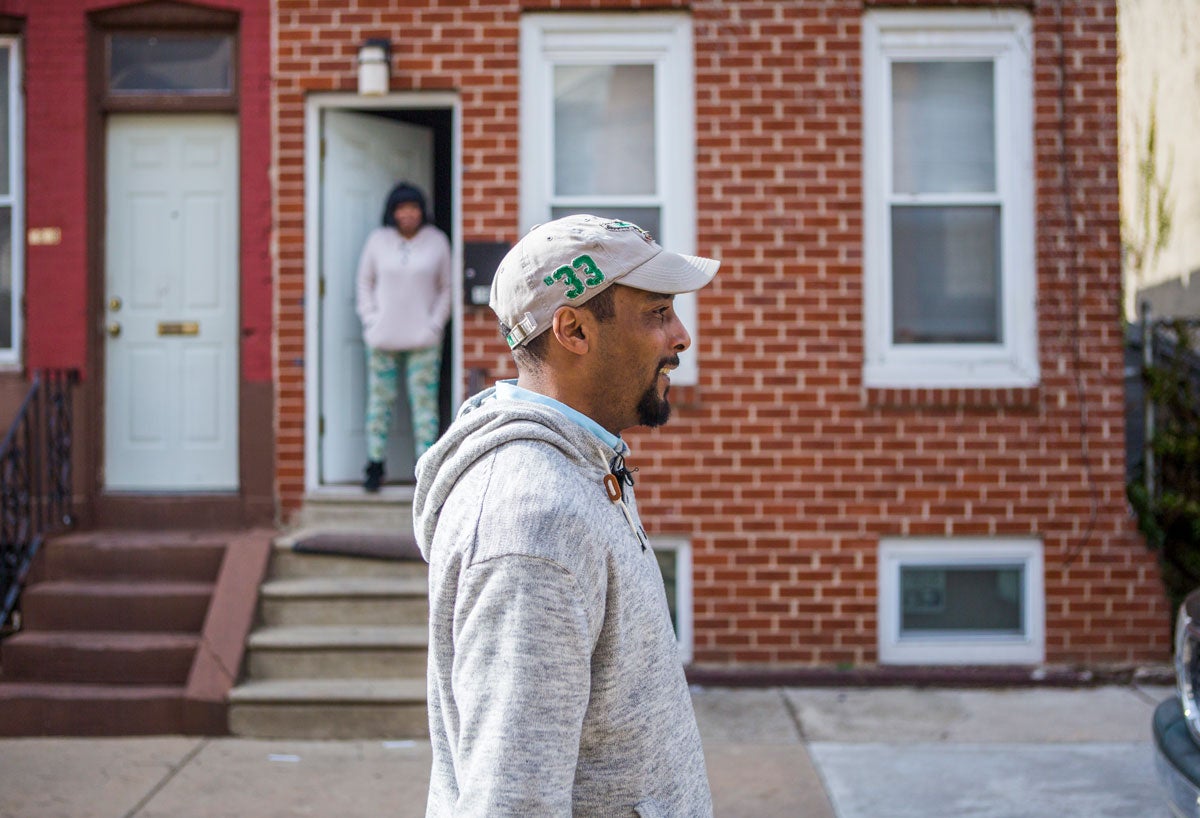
[635,356,678,427]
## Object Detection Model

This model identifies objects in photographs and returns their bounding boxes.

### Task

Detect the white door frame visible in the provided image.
[303,92,462,495]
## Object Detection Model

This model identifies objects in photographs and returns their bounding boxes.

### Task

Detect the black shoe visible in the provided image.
[363,460,385,493]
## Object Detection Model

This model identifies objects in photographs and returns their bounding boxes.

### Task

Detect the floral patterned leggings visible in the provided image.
[365,343,442,463]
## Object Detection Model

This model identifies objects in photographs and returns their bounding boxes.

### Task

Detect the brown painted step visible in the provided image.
[0,682,187,736]
[20,580,213,631]
[2,631,199,684]
[36,533,227,582]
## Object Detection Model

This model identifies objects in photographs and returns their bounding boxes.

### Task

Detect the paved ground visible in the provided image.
[792,685,1168,818]
[0,684,1172,817]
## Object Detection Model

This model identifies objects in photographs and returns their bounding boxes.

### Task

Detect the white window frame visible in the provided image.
[651,536,694,663]
[0,38,22,369]
[878,537,1045,665]
[520,12,702,385]
[862,10,1037,388]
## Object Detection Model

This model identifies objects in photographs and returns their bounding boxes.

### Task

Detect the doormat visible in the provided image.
[291,531,423,562]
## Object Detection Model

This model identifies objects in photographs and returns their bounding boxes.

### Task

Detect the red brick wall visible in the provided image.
[274,0,1167,668]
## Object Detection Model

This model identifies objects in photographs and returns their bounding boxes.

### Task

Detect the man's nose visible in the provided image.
[671,315,692,353]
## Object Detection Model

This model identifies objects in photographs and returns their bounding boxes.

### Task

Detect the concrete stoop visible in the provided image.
[0,530,272,737]
[228,530,430,740]
[228,678,428,740]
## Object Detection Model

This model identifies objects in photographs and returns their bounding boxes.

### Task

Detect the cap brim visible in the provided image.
[619,249,720,294]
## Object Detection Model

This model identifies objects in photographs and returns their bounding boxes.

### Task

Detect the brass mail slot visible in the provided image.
[158,321,199,336]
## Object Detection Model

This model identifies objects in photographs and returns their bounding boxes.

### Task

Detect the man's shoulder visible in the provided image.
[452,436,603,512]
[442,437,616,568]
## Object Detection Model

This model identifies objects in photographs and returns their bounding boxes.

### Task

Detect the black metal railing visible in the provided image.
[1127,307,1200,495]
[0,369,77,634]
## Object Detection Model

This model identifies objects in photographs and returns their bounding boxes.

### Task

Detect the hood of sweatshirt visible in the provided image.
[412,385,619,562]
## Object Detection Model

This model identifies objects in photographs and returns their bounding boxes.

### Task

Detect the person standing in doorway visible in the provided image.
[355,181,451,492]
[414,214,719,815]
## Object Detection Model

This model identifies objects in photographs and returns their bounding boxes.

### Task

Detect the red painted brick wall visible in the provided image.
[4,0,272,382]
[274,0,1167,668]
[5,0,90,372]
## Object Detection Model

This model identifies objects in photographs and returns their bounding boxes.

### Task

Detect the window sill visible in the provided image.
[865,385,1040,411]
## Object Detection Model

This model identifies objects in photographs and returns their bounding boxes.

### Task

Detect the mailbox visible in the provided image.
[463,242,510,307]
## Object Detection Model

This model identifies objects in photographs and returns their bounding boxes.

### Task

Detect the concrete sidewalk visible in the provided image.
[0,684,1172,818]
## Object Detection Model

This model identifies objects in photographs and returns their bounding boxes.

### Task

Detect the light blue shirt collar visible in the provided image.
[494,380,629,456]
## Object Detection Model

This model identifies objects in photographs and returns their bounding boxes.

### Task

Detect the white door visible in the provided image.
[320,110,434,484]
[104,114,240,491]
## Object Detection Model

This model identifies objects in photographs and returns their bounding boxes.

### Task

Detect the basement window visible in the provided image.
[652,537,694,663]
[878,538,1044,665]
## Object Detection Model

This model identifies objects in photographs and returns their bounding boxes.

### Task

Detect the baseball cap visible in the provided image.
[490,214,720,349]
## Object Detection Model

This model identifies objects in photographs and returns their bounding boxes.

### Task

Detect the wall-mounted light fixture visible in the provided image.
[357,39,391,96]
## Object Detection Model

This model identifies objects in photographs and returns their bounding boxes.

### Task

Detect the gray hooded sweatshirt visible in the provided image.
[414,386,712,817]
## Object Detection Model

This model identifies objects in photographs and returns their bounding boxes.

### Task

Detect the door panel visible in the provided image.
[105,114,239,491]
[320,110,434,484]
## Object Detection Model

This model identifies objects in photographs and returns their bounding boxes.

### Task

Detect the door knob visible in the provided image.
[106,322,121,338]
[108,297,122,312]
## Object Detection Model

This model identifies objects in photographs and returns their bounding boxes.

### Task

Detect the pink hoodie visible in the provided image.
[355,223,452,351]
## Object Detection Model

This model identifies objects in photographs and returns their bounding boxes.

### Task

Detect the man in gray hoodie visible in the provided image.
[413,214,720,817]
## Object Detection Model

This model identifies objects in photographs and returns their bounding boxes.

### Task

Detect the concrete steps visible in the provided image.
[258,577,428,626]
[228,527,429,739]
[0,682,189,736]
[22,580,214,631]
[288,489,415,532]
[229,678,428,740]
[0,531,235,736]
[2,630,199,684]
[245,624,427,678]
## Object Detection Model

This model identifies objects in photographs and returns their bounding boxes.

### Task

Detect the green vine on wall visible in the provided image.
[1128,321,1200,615]
[1122,83,1174,284]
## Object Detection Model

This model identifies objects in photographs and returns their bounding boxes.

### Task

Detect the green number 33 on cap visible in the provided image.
[543,254,605,300]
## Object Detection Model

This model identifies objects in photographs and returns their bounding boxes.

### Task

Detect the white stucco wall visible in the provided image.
[1119,0,1200,318]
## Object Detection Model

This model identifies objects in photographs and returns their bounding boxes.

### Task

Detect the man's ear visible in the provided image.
[550,305,591,356]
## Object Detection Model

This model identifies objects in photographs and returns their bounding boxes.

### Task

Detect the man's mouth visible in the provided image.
[657,357,680,387]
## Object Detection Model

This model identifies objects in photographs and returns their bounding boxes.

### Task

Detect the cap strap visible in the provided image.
[504,313,538,349]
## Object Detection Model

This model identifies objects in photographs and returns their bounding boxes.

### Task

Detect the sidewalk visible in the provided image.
[0,684,1171,818]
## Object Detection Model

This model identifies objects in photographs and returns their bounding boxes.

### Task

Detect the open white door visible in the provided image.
[104,114,239,491]
[320,110,434,484]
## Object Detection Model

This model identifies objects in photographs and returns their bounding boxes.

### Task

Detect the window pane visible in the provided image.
[554,64,655,196]
[654,548,679,638]
[0,206,11,349]
[891,205,1001,344]
[550,205,661,241]
[109,35,233,94]
[892,61,994,194]
[900,565,1023,634]
[0,47,9,195]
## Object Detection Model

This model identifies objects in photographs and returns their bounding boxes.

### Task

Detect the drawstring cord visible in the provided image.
[605,454,645,551]
[608,454,637,499]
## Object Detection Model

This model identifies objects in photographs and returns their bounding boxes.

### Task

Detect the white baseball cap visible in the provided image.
[490,214,720,349]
